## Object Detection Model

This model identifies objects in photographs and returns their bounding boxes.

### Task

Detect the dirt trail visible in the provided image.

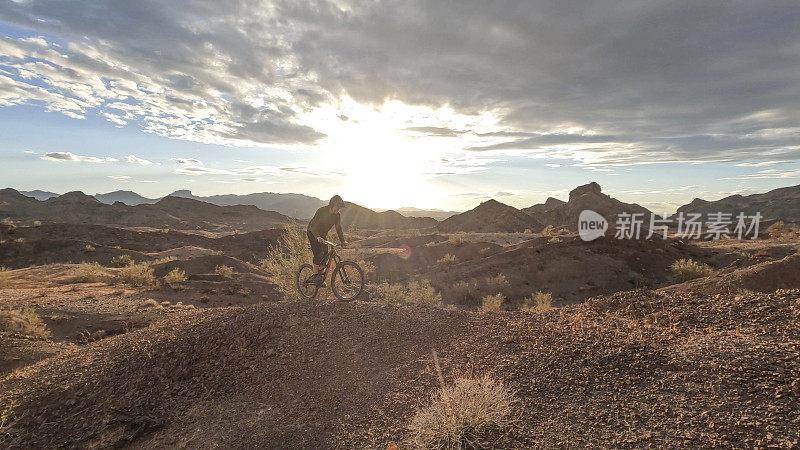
[2,284,798,448]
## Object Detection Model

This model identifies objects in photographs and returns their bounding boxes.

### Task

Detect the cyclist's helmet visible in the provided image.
[330,194,345,208]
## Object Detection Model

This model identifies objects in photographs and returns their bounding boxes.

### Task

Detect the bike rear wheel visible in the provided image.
[296,263,319,300]
[331,260,365,301]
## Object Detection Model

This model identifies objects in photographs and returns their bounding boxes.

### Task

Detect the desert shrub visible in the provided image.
[448,232,467,245]
[214,265,234,278]
[1,217,14,227]
[116,262,155,287]
[627,271,651,288]
[0,305,49,338]
[259,219,311,298]
[671,259,713,282]
[767,221,800,239]
[141,299,160,308]
[548,236,562,243]
[541,224,555,236]
[164,268,187,284]
[151,256,177,265]
[0,266,11,288]
[13,237,24,243]
[372,280,442,306]
[480,293,505,312]
[84,244,96,252]
[483,274,510,295]
[436,253,458,269]
[451,279,479,304]
[74,262,105,283]
[33,220,42,227]
[520,291,552,312]
[407,374,517,449]
[111,254,134,267]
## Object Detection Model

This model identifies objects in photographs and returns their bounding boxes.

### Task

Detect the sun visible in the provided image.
[297,97,506,209]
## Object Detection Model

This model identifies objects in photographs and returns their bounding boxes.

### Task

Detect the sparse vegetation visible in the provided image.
[371,280,442,306]
[111,254,134,267]
[766,221,800,239]
[627,271,651,288]
[520,291,552,312]
[151,256,177,265]
[84,244,96,252]
[214,265,234,278]
[0,266,11,288]
[548,236,562,243]
[73,262,105,283]
[436,253,458,269]
[480,293,505,312]
[33,220,42,227]
[1,217,15,227]
[407,374,517,449]
[448,232,467,245]
[0,305,50,338]
[483,273,510,295]
[259,219,311,298]
[163,268,187,284]
[116,262,155,287]
[671,258,714,282]
[451,278,479,304]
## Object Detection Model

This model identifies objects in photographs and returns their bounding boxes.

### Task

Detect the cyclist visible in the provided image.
[307,195,348,284]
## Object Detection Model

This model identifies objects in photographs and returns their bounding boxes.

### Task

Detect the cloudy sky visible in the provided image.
[1,0,800,212]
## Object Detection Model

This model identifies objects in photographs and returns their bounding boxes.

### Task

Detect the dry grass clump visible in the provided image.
[151,256,177,265]
[214,265,234,278]
[163,268,187,284]
[437,253,458,269]
[259,220,310,298]
[451,279,479,304]
[84,244,96,252]
[766,221,800,239]
[73,262,105,283]
[0,305,50,338]
[671,258,713,282]
[111,254,134,267]
[372,280,442,306]
[33,220,42,227]
[520,291,552,312]
[0,217,14,227]
[541,225,570,237]
[0,266,11,288]
[448,232,468,245]
[479,293,505,312]
[407,374,517,449]
[483,274,510,295]
[116,262,155,287]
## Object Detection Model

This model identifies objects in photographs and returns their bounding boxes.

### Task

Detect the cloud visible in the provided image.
[171,158,203,165]
[107,175,131,181]
[2,1,800,165]
[125,155,155,165]
[40,151,117,163]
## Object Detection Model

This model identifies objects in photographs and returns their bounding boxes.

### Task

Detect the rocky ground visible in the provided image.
[1,223,798,447]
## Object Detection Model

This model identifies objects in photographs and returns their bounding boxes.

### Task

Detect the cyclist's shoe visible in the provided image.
[307,273,321,284]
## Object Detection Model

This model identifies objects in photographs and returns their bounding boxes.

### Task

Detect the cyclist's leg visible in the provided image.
[307,230,326,279]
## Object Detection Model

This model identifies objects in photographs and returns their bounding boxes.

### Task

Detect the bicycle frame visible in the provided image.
[318,239,342,281]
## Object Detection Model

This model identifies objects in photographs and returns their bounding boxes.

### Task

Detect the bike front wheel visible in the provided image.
[331,260,365,301]
[296,263,319,300]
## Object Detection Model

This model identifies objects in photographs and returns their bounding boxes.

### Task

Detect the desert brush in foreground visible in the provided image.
[371,280,442,306]
[407,374,518,449]
[116,261,155,287]
[520,291,552,311]
[259,219,310,298]
[0,305,49,338]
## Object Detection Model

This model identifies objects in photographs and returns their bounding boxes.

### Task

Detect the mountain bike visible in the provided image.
[296,240,365,301]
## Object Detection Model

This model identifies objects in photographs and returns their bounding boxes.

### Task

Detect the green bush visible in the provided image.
[671,259,713,282]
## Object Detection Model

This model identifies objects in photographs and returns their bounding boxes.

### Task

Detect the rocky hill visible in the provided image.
[94,190,159,205]
[437,199,543,233]
[169,190,325,219]
[675,183,800,223]
[340,202,438,230]
[528,182,651,230]
[521,197,566,216]
[0,188,291,232]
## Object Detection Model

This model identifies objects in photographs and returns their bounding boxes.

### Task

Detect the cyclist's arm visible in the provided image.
[335,214,345,244]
